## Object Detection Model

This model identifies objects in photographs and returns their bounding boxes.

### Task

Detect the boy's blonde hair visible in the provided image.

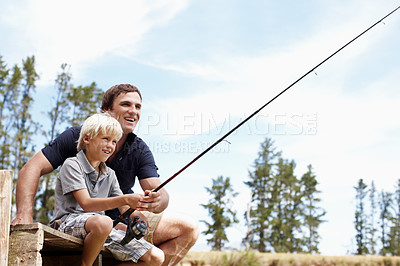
[77,113,123,151]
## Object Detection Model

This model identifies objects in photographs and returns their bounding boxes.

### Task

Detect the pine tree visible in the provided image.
[367,181,378,254]
[300,164,326,254]
[244,138,281,252]
[7,56,39,215]
[388,180,400,255]
[379,190,392,255]
[1,63,23,171]
[270,158,303,253]
[0,55,10,119]
[48,63,72,139]
[267,157,285,252]
[243,202,253,250]
[11,56,39,170]
[354,178,368,255]
[67,82,103,126]
[33,63,73,223]
[201,176,239,250]
[0,56,12,169]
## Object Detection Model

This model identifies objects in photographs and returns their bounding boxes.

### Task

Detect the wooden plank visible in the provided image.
[10,223,115,265]
[11,223,83,251]
[11,223,114,253]
[0,170,12,266]
[8,225,44,265]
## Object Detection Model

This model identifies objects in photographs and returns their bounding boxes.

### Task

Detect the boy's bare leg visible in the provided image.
[82,215,113,266]
[152,214,199,266]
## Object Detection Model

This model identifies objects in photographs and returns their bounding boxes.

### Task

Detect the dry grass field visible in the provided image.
[178,250,400,266]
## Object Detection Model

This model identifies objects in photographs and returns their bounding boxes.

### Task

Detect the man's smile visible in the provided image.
[124,116,137,123]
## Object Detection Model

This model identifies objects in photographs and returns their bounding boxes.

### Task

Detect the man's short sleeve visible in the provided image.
[137,140,159,180]
[108,169,123,197]
[42,127,81,169]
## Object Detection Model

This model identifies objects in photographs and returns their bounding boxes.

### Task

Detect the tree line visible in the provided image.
[201,138,326,253]
[353,178,400,256]
[0,55,103,223]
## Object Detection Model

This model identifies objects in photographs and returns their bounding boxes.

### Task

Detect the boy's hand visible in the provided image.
[138,190,162,212]
[125,193,144,210]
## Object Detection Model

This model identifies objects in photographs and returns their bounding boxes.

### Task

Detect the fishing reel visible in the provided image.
[120,215,148,246]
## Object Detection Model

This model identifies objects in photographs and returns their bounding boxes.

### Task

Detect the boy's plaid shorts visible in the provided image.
[58,212,153,262]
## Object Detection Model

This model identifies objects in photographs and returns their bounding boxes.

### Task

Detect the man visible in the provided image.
[12,84,199,265]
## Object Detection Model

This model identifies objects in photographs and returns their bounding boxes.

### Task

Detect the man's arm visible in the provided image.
[139,177,169,213]
[11,151,54,225]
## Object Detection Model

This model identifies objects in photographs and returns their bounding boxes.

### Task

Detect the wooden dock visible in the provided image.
[1,170,118,265]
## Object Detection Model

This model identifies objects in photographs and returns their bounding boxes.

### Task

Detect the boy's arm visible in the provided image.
[73,189,145,212]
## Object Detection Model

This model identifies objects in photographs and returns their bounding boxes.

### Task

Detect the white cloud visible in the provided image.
[1,0,189,86]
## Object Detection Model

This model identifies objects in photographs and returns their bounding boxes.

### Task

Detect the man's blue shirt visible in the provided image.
[42,126,159,194]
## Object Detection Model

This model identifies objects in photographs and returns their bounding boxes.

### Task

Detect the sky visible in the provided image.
[1,0,400,256]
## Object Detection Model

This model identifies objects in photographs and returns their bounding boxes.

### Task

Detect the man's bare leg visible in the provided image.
[117,246,164,266]
[152,213,199,266]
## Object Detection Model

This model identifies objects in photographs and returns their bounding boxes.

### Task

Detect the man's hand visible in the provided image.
[139,190,162,213]
[115,210,148,231]
[11,213,33,226]
[139,177,169,213]
[131,210,148,226]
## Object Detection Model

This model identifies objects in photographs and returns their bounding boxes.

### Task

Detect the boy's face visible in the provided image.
[84,133,118,164]
[106,92,142,134]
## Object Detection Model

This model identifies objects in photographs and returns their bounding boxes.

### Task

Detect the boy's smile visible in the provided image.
[84,133,118,169]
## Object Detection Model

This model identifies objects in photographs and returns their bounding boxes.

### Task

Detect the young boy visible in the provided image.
[50,113,164,266]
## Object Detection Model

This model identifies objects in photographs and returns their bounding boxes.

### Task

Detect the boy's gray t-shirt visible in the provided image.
[50,150,123,228]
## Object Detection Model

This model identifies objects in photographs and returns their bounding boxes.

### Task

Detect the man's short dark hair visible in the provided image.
[101,84,142,111]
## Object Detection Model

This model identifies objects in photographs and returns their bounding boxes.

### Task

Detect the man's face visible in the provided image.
[106,92,142,134]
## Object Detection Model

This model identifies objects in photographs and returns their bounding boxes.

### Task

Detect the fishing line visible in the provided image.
[114,5,400,225]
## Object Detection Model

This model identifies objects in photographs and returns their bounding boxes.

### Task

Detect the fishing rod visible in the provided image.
[113,5,400,227]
